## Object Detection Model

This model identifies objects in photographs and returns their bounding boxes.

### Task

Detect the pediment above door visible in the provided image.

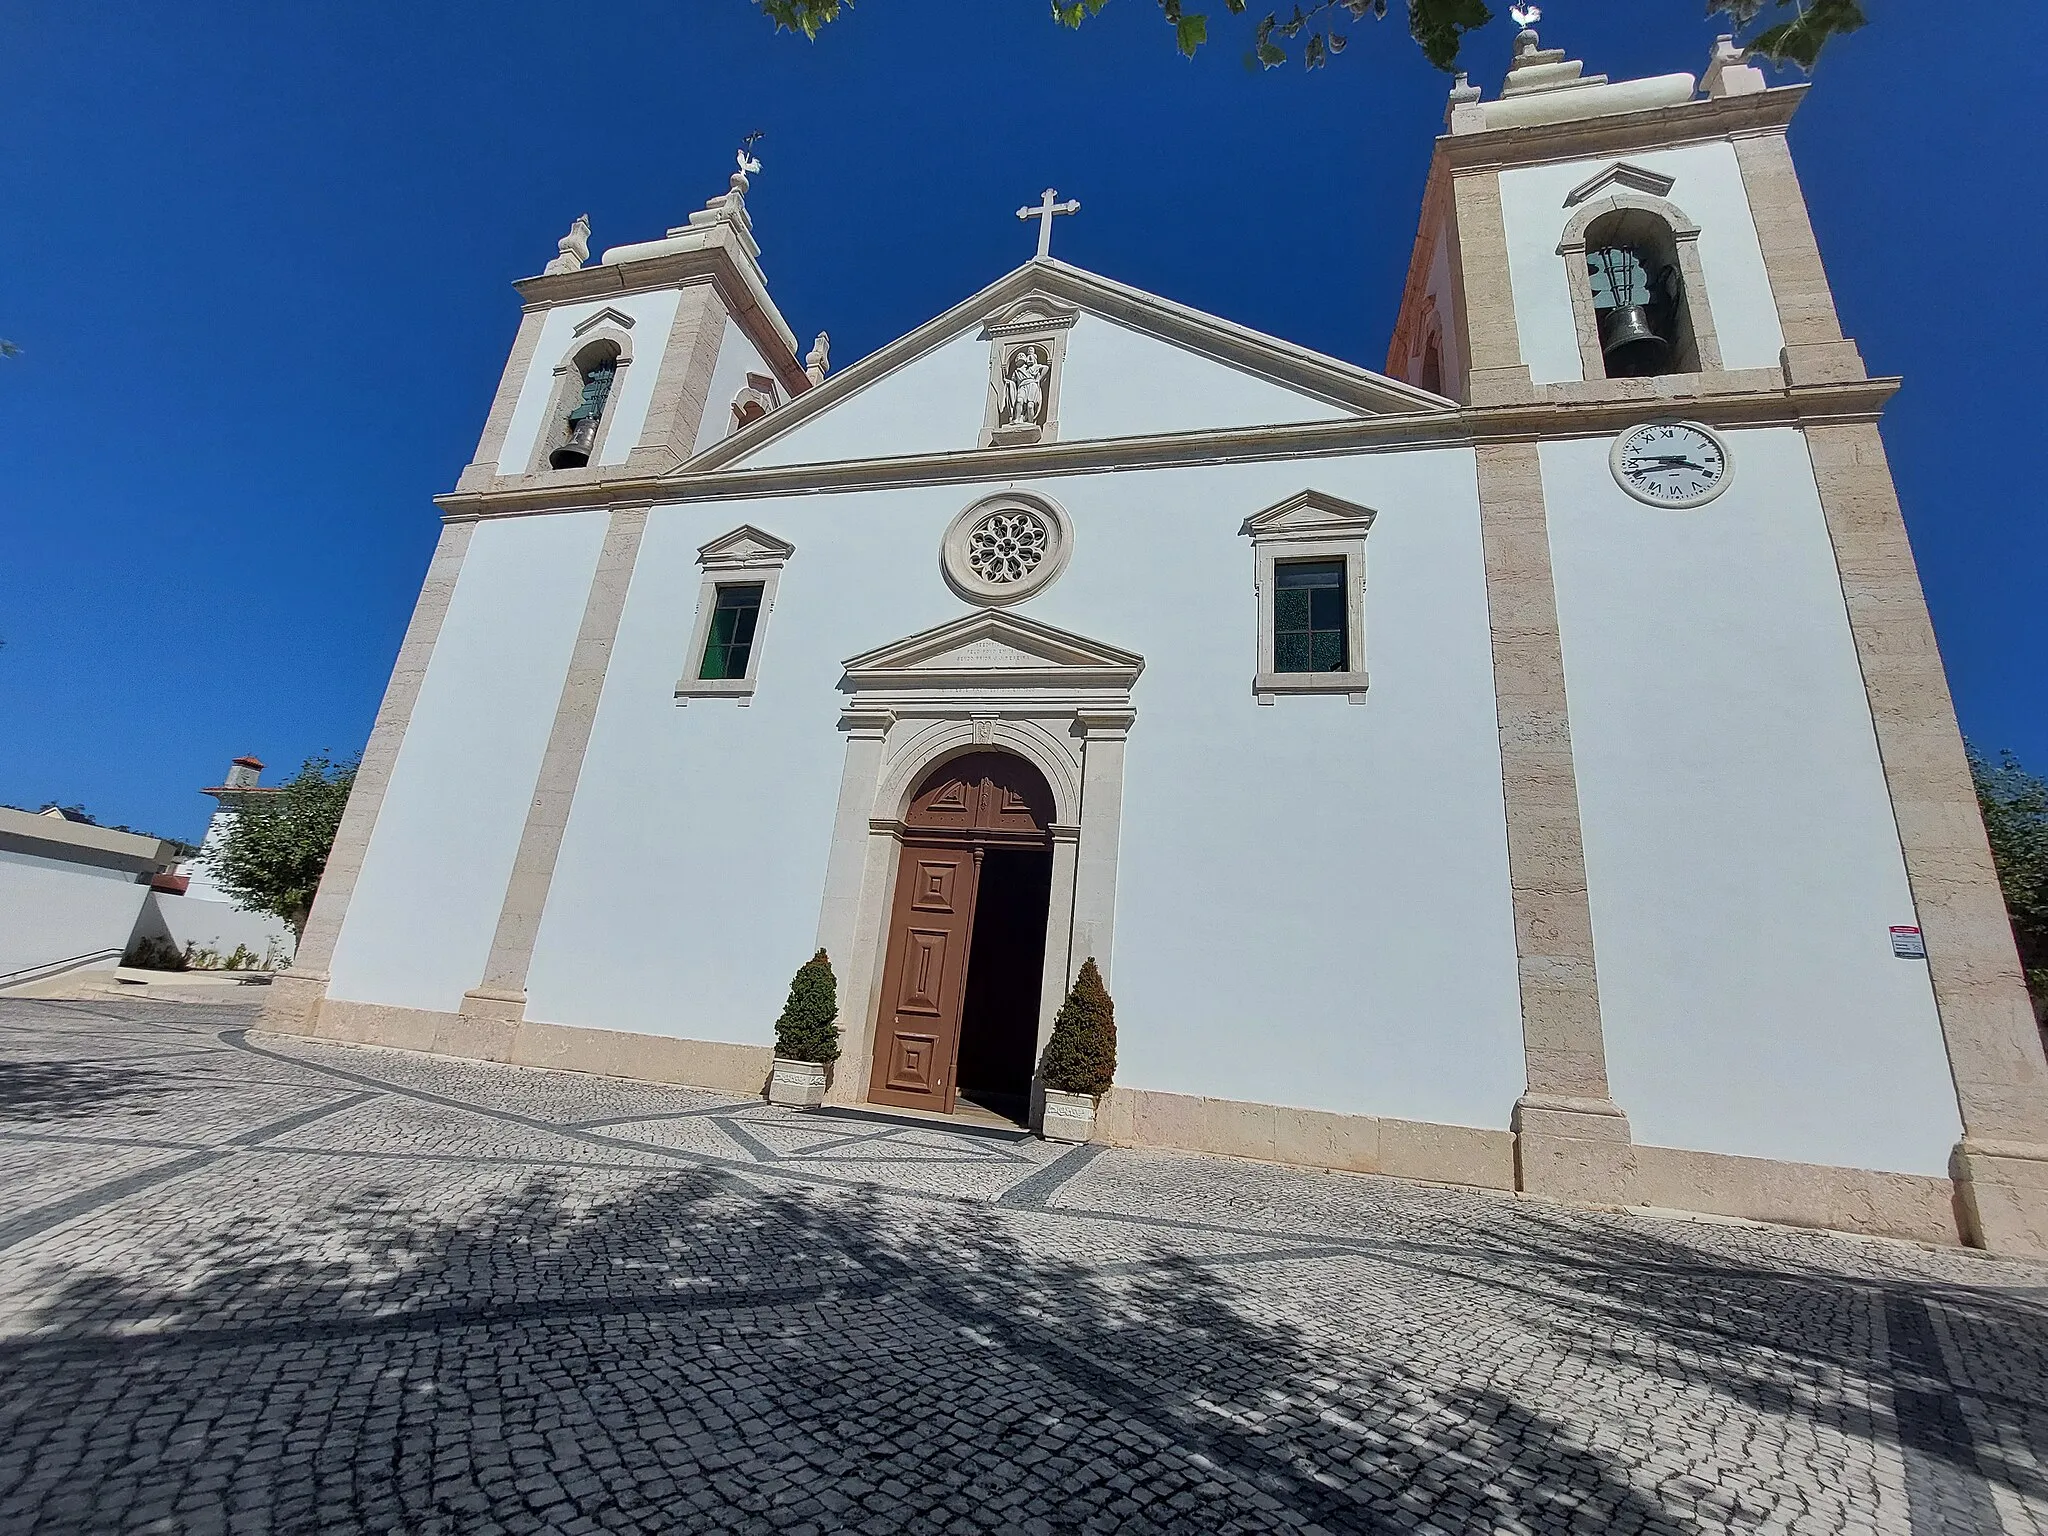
[842,610,1144,694]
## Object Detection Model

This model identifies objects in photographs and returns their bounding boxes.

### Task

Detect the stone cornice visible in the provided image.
[434,376,1899,522]
[1435,84,1805,176]
[510,242,808,397]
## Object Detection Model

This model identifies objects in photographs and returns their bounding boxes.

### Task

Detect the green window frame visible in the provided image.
[1272,559,1347,674]
[698,583,765,682]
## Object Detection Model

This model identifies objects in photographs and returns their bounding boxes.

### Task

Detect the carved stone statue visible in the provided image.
[999,345,1050,428]
[543,214,591,276]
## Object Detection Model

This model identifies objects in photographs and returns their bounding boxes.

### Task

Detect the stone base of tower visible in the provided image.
[1952,1141,2048,1259]
[1513,1095,1638,1206]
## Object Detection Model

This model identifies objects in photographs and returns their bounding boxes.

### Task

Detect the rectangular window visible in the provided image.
[1272,560,1347,674]
[698,584,764,681]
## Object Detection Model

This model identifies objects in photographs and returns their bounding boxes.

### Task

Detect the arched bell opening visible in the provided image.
[1584,208,1702,379]
[868,750,1057,1125]
[548,340,621,470]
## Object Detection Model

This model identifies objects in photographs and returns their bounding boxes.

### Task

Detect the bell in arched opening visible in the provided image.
[549,352,618,469]
[1587,241,1683,379]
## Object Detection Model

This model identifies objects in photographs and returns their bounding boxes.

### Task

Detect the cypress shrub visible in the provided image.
[1038,957,1117,1097]
[773,949,840,1063]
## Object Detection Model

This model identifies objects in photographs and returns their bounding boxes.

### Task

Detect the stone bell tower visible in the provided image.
[454,152,816,493]
[1386,33,2048,1256]
[268,153,829,1046]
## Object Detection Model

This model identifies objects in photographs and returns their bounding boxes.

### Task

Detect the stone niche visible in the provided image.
[979,296,1079,449]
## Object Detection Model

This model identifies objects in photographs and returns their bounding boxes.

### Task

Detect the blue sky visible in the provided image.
[0,0,2039,842]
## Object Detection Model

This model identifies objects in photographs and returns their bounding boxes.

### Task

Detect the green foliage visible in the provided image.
[1715,0,1865,71]
[1972,745,2048,1027]
[774,949,842,1062]
[1038,956,1118,1096]
[757,0,851,38]
[756,0,1861,74]
[125,936,188,972]
[203,754,357,940]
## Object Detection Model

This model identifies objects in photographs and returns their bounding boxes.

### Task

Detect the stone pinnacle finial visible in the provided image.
[805,332,831,386]
[543,214,591,276]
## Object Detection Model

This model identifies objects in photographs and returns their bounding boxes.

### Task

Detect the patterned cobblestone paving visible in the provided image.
[4,998,2048,1533]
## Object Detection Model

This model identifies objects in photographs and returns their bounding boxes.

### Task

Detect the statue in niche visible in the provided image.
[999,344,1051,428]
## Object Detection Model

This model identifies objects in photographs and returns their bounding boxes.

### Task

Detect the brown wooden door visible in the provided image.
[868,753,1054,1114]
[868,841,980,1111]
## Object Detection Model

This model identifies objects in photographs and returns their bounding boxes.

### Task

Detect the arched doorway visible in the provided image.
[868,751,1055,1123]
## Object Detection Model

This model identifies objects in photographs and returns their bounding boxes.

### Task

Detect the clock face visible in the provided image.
[1610,421,1730,508]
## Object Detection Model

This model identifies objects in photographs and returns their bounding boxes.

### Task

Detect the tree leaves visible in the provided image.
[1740,0,1867,71]
[756,0,849,39]
[754,0,1865,74]
[203,754,357,939]
[1973,745,2048,1028]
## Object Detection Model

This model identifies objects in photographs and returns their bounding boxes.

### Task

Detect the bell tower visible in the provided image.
[1387,33,2048,1257]
[453,152,816,494]
[1388,28,1867,405]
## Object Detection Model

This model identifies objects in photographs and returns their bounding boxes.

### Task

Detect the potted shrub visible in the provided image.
[1037,957,1116,1143]
[767,949,839,1108]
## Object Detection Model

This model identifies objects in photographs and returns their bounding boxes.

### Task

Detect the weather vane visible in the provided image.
[738,131,764,178]
[1508,4,1541,26]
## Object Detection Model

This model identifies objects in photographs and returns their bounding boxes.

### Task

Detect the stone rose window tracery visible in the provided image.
[967,510,1048,586]
[941,492,1073,606]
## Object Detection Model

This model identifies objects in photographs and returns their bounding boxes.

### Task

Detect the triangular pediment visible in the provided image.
[696,523,794,568]
[681,260,1452,475]
[572,305,638,335]
[979,294,1081,339]
[1239,489,1378,540]
[1563,161,1677,207]
[844,610,1144,690]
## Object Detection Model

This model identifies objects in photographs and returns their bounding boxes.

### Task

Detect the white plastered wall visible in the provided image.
[1499,142,1785,385]
[327,511,609,1013]
[1541,427,1959,1175]
[526,446,1525,1131]
[131,891,296,963]
[690,318,778,459]
[494,289,685,473]
[0,850,150,979]
[740,313,1352,469]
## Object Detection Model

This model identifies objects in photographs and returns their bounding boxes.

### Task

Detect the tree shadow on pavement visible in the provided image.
[0,1165,1710,1536]
[1473,1209,2048,1530]
[0,1059,174,1122]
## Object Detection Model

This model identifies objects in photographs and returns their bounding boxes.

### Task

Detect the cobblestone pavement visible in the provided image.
[5,1000,2048,1534]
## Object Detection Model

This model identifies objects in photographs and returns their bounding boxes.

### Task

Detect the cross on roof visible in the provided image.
[1016,188,1080,260]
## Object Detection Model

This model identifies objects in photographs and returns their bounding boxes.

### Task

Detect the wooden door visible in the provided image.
[868,841,980,1111]
[868,753,1054,1114]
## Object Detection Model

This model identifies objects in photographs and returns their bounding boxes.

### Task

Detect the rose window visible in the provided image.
[966,511,1048,585]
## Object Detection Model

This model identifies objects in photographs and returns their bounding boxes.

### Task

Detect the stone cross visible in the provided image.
[1016,188,1080,260]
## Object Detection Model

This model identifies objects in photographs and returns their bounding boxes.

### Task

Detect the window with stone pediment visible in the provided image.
[675,526,794,705]
[1240,491,1373,705]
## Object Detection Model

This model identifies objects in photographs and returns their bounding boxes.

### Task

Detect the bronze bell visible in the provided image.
[1599,304,1670,378]
[548,414,599,470]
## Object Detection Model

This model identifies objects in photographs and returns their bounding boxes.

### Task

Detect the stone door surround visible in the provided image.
[815,610,1142,1117]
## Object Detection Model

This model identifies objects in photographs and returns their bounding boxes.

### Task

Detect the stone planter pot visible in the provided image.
[1040,1088,1098,1144]
[767,1056,828,1109]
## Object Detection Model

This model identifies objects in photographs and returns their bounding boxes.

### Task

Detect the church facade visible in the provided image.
[264,32,2048,1256]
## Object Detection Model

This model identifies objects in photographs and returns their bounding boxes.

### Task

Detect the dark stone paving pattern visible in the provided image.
[3,999,2048,1533]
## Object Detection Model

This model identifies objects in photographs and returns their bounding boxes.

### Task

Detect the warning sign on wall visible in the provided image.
[1890,926,1927,960]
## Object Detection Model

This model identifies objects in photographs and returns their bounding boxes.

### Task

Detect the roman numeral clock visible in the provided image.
[1609,420,1731,508]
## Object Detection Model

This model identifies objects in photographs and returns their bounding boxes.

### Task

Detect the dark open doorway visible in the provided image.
[954,848,1054,1126]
